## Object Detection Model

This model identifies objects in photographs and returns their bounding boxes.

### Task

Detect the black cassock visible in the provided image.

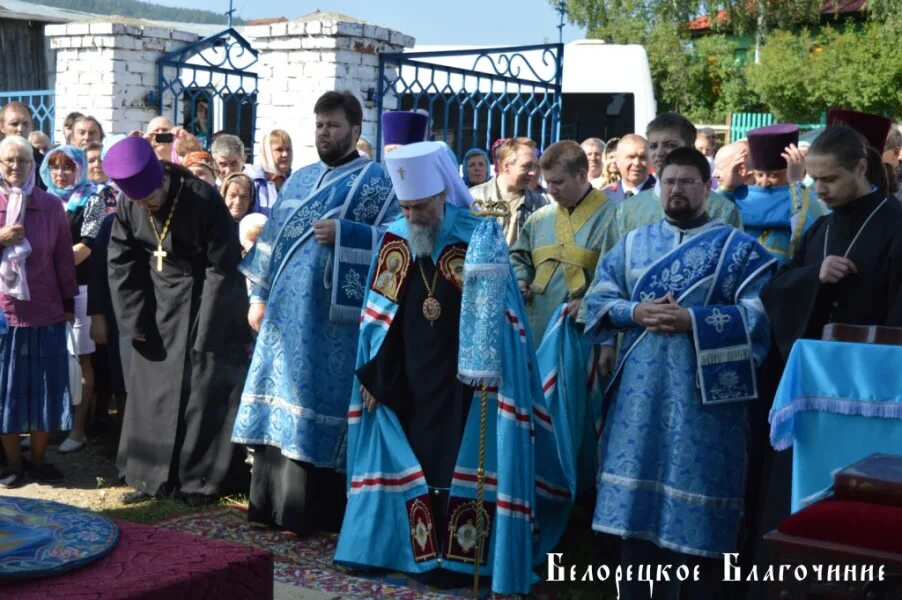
[761,190,902,359]
[357,254,474,537]
[744,191,902,583]
[108,173,251,497]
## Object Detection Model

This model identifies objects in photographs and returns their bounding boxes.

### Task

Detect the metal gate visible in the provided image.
[375,44,564,162]
[0,90,54,137]
[156,28,258,160]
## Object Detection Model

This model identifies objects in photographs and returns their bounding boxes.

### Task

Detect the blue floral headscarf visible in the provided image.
[462,148,491,187]
[40,145,95,212]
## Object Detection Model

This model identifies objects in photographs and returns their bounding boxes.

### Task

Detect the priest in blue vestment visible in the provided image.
[231,91,399,535]
[336,142,571,595]
[583,148,775,598]
[730,124,828,265]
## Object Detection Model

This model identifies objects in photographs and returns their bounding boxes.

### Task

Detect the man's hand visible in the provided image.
[632,295,671,327]
[597,344,616,377]
[819,255,858,284]
[636,293,692,334]
[313,219,337,246]
[63,312,75,324]
[361,385,380,412]
[248,302,266,332]
[518,280,533,304]
[782,144,806,185]
[90,314,109,345]
[566,298,582,320]
[0,224,25,247]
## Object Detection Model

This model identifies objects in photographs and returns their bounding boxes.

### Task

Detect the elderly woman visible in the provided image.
[244,129,292,215]
[85,141,120,213]
[462,148,490,187]
[40,145,106,454]
[183,151,217,187]
[220,172,255,223]
[0,136,76,488]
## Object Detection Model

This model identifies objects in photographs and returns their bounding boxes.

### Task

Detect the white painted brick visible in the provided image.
[141,26,171,40]
[67,23,90,36]
[44,24,68,37]
[126,61,155,75]
[142,37,166,51]
[242,25,271,40]
[265,51,290,66]
[170,30,198,43]
[122,25,143,37]
[334,50,362,66]
[98,36,116,48]
[271,22,288,37]
[373,27,390,42]
[268,37,302,50]
[306,22,322,36]
[90,23,115,35]
[336,22,363,37]
[288,51,320,65]
[50,37,71,49]
[359,54,380,67]
[287,22,305,36]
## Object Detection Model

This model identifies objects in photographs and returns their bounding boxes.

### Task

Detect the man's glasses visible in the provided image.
[661,177,702,188]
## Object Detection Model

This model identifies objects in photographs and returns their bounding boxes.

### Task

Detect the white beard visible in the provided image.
[408,219,442,258]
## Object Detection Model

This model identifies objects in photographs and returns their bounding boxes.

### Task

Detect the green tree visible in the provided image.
[747,17,902,122]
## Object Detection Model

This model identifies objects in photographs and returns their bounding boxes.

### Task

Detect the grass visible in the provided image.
[98,493,249,524]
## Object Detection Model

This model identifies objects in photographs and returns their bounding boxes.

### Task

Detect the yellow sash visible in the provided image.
[530,189,605,296]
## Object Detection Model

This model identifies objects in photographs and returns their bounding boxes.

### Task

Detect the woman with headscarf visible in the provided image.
[0,136,77,488]
[462,148,490,187]
[245,129,293,216]
[40,145,106,454]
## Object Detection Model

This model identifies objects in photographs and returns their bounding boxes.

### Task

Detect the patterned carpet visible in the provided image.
[156,507,561,599]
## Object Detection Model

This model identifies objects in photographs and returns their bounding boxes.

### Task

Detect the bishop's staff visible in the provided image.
[458,197,511,599]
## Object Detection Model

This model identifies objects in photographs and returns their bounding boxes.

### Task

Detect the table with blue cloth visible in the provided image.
[769,339,902,512]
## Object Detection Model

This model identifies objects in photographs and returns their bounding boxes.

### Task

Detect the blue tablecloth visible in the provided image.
[769,339,902,512]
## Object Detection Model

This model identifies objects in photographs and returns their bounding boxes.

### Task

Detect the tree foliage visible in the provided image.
[29,0,244,25]
[561,0,902,123]
[748,17,902,122]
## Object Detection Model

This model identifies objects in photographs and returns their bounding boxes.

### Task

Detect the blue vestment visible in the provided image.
[731,183,828,265]
[584,220,775,557]
[231,157,398,469]
[335,206,570,595]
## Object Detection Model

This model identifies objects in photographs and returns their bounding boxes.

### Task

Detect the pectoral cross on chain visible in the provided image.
[397,166,406,180]
[153,245,167,272]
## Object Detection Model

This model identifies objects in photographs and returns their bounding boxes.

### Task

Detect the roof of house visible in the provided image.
[689,0,867,32]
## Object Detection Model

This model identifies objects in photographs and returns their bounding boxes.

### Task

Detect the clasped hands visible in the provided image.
[633,292,692,334]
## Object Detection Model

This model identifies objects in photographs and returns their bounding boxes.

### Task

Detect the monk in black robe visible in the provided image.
[104,137,250,504]
[761,125,902,358]
[742,127,902,594]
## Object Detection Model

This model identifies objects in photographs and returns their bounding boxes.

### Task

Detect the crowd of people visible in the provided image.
[0,90,901,598]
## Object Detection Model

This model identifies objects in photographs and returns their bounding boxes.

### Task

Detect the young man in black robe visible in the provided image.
[761,124,902,357]
[104,136,250,505]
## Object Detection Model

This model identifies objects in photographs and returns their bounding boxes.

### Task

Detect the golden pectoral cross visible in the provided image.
[153,245,167,271]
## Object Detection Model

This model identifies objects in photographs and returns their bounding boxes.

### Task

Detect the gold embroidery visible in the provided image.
[371,240,411,302]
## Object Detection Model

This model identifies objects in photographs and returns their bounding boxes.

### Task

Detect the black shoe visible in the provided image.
[121,490,154,504]
[23,459,64,482]
[0,469,25,489]
[178,492,218,508]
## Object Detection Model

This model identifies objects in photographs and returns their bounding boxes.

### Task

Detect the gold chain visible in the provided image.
[148,177,184,247]
[473,385,488,598]
[417,258,439,296]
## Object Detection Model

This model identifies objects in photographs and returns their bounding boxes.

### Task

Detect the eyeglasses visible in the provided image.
[661,177,702,188]
[0,158,31,167]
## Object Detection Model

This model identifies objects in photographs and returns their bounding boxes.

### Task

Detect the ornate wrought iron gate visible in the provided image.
[376,44,564,162]
[156,28,258,160]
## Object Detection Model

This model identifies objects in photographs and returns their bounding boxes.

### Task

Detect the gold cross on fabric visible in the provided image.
[397,166,406,180]
[153,245,167,272]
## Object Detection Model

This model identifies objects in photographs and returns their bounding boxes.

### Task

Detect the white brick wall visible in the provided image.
[248,14,414,167]
[46,22,199,142]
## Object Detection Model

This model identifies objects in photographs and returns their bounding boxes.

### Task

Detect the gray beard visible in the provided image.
[408,220,442,258]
